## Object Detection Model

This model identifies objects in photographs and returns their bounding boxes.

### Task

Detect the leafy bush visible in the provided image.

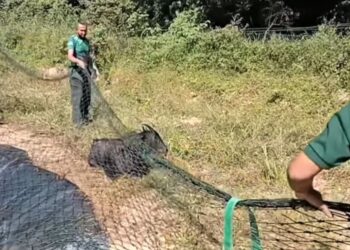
[1,0,77,24]
[124,17,350,90]
[2,1,350,90]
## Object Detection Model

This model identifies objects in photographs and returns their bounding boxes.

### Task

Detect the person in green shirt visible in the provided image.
[67,21,94,127]
[287,103,350,218]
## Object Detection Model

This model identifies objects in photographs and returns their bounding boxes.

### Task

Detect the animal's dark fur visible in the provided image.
[88,124,168,179]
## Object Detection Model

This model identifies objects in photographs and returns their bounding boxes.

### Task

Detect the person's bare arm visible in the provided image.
[287,152,332,217]
[67,49,86,68]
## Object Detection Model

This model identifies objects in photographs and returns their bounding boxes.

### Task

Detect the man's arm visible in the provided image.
[287,152,332,217]
[67,49,86,69]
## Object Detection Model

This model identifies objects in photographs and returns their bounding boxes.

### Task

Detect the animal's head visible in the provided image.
[140,124,168,156]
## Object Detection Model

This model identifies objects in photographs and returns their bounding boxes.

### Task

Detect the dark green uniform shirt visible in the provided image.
[67,35,91,67]
[305,103,350,169]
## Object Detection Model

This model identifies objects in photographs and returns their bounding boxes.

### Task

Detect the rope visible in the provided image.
[248,207,262,250]
[223,197,240,250]
[0,44,68,81]
[223,197,262,250]
[152,157,232,201]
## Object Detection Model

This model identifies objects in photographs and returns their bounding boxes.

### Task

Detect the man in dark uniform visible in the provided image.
[288,103,350,217]
[67,21,94,127]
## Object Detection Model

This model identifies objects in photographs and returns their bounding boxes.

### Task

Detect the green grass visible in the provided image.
[3,20,350,249]
[105,68,345,190]
[1,19,350,197]
[1,62,347,198]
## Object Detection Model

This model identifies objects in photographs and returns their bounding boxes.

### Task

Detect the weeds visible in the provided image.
[1,7,350,219]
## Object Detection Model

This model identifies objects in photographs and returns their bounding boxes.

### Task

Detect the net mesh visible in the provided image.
[1,45,350,250]
[0,124,224,249]
[0,145,109,250]
[229,200,350,250]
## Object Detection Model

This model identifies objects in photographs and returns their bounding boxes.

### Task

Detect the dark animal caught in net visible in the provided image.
[88,124,168,179]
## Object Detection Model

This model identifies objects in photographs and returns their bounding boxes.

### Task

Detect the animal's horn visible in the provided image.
[142,124,154,132]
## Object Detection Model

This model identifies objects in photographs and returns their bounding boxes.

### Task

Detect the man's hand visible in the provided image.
[77,60,86,69]
[288,152,333,218]
[295,188,333,218]
[68,49,86,69]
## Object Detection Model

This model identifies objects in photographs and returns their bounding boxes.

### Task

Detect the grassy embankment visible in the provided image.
[1,20,350,206]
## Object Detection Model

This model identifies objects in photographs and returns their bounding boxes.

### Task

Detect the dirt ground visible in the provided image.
[3,123,350,250]
[0,123,219,250]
